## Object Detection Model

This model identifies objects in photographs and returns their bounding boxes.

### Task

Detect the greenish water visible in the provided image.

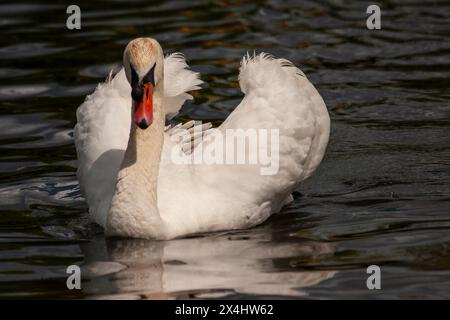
[0,0,450,299]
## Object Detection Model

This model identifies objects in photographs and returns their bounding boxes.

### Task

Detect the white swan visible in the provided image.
[74,38,330,240]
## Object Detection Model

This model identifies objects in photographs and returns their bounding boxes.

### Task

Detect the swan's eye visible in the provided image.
[130,63,139,87]
[129,63,155,102]
[131,86,143,102]
[130,64,143,101]
[143,63,156,86]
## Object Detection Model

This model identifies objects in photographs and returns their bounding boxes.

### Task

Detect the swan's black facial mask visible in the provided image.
[130,64,156,129]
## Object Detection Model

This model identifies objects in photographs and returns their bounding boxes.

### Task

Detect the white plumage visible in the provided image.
[74,38,330,240]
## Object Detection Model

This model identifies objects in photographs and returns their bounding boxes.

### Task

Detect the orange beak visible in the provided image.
[134,83,153,129]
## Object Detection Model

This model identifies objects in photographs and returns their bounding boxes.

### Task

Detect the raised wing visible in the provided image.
[163,53,203,119]
[190,53,330,217]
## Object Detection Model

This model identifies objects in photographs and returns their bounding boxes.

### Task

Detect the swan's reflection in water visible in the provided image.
[81,229,336,299]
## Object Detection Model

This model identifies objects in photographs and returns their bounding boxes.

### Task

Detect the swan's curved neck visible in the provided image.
[106,86,167,239]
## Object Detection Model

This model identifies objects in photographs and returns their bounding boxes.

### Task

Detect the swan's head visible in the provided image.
[123,38,164,129]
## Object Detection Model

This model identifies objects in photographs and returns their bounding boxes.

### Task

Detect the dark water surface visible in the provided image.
[0,0,449,299]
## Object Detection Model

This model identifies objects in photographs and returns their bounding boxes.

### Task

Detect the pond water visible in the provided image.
[0,0,449,299]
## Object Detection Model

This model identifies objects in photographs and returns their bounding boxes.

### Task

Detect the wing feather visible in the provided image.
[163,53,203,119]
